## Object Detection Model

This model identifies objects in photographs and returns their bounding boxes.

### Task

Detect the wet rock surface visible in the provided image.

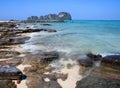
[0,80,17,88]
[78,59,93,67]
[102,55,120,66]
[40,23,52,26]
[0,51,20,59]
[76,73,120,88]
[0,65,26,84]
[87,53,102,61]
[76,53,120,88]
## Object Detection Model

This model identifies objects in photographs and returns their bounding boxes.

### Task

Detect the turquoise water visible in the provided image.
[22,20,120,55]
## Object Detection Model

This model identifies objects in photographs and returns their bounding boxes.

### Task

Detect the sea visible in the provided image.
[19,20,120,57]
[17,20,120,87]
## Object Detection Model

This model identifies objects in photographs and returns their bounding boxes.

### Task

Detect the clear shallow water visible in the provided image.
[22,20,120,55]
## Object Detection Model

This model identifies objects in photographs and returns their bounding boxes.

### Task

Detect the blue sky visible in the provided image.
[0,0,120,20]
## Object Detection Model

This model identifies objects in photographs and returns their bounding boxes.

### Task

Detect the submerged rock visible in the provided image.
[47,29,57,33]
[40,24,52,26]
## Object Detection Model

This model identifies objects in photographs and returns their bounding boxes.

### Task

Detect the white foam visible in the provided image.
[101,53,120,57]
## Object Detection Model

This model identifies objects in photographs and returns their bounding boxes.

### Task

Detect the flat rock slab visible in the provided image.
[76,73,120,88]
[0,51,20,59]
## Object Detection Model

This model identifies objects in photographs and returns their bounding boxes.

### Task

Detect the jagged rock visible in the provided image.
[26,12,72,22]
[27,16,39,22]
[58,12,72,21]
[39,14,58,21]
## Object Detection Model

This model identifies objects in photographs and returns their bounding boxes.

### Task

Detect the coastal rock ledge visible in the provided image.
[25,12,72,22]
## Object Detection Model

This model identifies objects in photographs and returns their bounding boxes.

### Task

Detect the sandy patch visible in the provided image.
[52,59,82,88]
[16,64,31,88]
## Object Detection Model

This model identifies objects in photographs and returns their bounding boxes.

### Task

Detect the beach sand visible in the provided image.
[53,59,82,88]
[16,64,31,88]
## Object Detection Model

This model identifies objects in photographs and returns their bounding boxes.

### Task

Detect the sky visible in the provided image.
[0,0,120,20]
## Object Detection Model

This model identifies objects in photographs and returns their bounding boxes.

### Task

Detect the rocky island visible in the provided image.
[24,12,72,23]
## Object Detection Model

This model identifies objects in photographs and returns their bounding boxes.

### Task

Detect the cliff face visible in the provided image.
[26,12,72,22]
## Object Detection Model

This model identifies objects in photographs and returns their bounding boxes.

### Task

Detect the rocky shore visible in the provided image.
[0,22,120,88]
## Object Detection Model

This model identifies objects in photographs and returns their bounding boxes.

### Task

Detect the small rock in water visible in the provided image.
[87,53,102,61]
[78,59,93,67]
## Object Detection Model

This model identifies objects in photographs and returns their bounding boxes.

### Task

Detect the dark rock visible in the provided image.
[40,24,52,26]
[102,55,120,66]
[0,65,22,76]
[78,59,93,67]
[0,65,23,81]
[47,29,57,33]
[87,53,102,61]
[22,29,41,33]
[93,54,120,80]
[76,73,120,88]
[0,22,16,28]
[8,36,30,44]
[0,36,29,45]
